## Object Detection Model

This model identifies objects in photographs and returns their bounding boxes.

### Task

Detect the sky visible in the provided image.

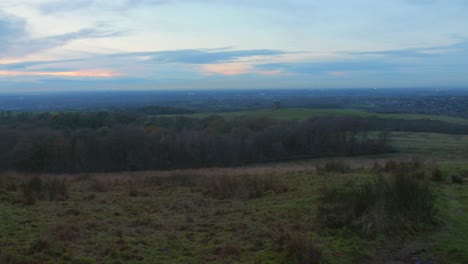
[0,0,468,92]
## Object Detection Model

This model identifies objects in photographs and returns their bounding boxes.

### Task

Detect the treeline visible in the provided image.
[0,105,194,129]
[134,105,195,115]
[3,109,468,135]
[0,116,389,173]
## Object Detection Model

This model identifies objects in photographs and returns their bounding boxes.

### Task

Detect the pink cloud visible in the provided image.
[0,69,120,77]
[329,71,347,76]
[200,63,283,76]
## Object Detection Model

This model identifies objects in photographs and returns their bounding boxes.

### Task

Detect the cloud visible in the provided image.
[0,48,287,78]
[0,48,286,68]
[0,11,27,52]
[0,69,118,78]
[258,61,395,74]
[351,44,464,58]
[37,0,173,13]
[38,0,95,13]
[330,71,346,76]
[199,63,283,76]
[0,11,124,59]
[0,59,83,70]
[140,49,286,64]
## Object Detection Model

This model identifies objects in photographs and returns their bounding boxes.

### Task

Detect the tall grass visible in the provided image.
[202,174,288,200]
[22,176,69,204]
[284,232,322,264]
[317,165,437,236]
[318,160,351,173]
[143,172,288,200]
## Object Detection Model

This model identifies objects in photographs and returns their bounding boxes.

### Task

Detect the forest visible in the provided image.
[0,112,389,172]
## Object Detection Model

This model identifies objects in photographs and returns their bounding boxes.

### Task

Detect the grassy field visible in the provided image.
[0,161,466,264]
[387,132,468,161]
[174,108,468,124]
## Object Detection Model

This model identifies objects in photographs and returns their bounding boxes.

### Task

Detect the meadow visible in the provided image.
[0,160,466,264]
[1,107,468,263]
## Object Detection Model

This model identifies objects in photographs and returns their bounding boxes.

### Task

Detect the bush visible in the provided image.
[317,170,437,237]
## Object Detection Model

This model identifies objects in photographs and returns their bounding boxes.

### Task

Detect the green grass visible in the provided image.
[0,161,466,263]
[0,168,400,263]
[174,108,468,124]
[386,132,468,160]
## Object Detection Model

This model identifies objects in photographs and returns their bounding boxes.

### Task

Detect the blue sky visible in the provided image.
[0,0,468,91]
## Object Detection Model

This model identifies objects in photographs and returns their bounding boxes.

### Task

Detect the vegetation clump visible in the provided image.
[317,165,437,236]
[431,166,444,182]
[451,175,464,184]
[202,174,288,200]
[22,176,69,204]
[283,232,322,264]
[319,160,351,173]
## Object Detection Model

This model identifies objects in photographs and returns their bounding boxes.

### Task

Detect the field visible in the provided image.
[2,106,468,263]
[174,108,468,124]
[388,132,468,161]
[1,160,467,264]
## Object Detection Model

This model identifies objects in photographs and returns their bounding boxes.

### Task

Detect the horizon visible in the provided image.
[1,0,468,91]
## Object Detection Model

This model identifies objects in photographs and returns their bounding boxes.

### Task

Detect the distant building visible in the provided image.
[273,101,281,110]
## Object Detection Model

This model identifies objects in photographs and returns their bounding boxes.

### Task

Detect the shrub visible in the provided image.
[317,170,437,237]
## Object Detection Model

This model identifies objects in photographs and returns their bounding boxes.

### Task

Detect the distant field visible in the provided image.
[174,108,468,124]
[388,132,468,160]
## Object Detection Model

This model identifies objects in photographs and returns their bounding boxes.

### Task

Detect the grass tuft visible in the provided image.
[317,168,438,236]
[202,174,287,200]
[318,160,351,173]
[284,232,322,264]
[21,176,69,204]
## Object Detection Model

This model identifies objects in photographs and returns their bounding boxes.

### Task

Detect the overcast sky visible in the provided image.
[1,0,468,91]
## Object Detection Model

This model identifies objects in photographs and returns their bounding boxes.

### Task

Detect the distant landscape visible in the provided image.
[1,88,467,263]
[2,0,468,263]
